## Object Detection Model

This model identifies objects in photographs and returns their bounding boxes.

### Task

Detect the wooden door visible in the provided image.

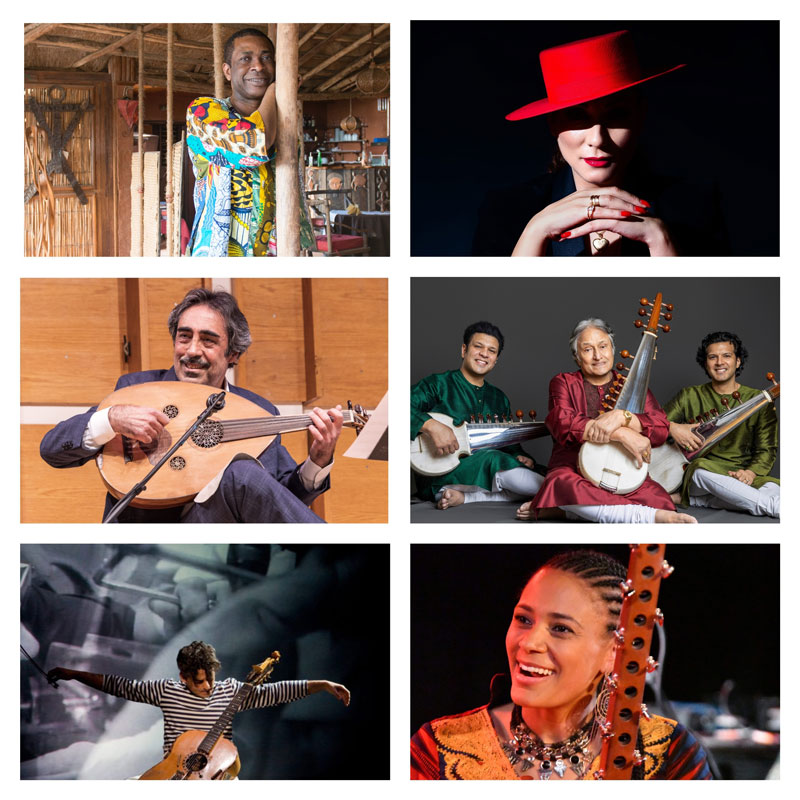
[24,71,115,256]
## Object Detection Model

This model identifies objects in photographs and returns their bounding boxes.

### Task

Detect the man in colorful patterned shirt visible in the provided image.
[186,28,313,256]
[47,640,350,777]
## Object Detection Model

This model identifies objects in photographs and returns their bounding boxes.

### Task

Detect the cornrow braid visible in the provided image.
[541,550,627,632]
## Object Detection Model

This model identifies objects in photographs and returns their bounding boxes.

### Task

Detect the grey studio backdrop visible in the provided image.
[411,277,780,478]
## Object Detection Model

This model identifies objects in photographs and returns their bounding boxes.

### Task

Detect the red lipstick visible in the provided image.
[584,157,612,168]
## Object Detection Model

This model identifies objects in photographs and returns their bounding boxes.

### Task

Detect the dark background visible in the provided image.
[411,20,779,256]
[410,544,780,734]
[410,277,780,477]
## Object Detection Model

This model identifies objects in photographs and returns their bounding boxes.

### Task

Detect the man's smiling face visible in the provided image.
[223,35,275,107]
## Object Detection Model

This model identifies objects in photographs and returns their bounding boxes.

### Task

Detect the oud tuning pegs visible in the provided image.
[767,372,777,386]
[516,409,523,421]
[477,413,484,422]
[529,410,537,421]
[470,414,476,423]
[347,400,353,410]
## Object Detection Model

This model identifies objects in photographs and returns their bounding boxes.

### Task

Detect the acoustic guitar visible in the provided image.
[578,294,673,494]
[648,374,779,493]
[95,382,369,508]
[139,651,281,780]
[410,410,548,476]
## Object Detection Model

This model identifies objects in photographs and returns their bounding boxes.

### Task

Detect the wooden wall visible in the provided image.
[21,278,387,523]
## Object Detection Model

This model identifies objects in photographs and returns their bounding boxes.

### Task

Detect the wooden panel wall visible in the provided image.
[21,278,387,524]
[21,278,126,404]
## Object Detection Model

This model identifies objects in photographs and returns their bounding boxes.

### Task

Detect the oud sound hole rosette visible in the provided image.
[170,456,186,470]
[191,419,224,448]
[163,404,179,419]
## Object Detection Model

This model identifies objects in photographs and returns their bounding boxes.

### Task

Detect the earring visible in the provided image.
[594,673,615,724]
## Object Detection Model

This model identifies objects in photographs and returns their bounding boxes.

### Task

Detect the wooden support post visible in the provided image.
[276,24,300,257]
[301,278,324,520]
[136,26,145,258]
[166,23,174,257]
[212,23,224,100]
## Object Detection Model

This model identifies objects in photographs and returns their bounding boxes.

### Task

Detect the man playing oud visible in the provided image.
[663,331,780,518]
[39,288,342,523]
[47,640,349,779]
[411,321,544,509]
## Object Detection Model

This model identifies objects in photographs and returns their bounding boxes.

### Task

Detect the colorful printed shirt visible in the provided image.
[410,704,711,780]
[186,97,313,256]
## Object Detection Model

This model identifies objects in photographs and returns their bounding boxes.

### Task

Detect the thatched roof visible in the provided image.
[24,23,390,100]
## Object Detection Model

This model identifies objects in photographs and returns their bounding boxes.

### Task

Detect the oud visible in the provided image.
[139,651,281,780]
[578,294,673,494]
[648,373,779,493]
[595,545,673,780]
[410,410,549,476]
[96,382,368,508]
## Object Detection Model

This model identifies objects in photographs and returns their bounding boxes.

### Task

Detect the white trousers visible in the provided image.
[438,467,545,503]
[562,504,658,524]
[688,468,780,518]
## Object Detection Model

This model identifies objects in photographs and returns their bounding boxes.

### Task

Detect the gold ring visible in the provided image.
[587,205,596,220]
[590,195,600,207]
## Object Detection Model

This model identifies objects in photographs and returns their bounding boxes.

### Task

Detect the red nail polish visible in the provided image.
[634,206,645,214]
[621,210,632,217]
[559,231,572,239]
[640,200,652,208]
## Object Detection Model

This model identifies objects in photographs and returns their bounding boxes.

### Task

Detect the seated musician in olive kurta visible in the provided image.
[664,331,780,518]
[410,321,544,509]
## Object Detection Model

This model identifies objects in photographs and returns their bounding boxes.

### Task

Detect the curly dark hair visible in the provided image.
[177,641,222,678]
[223,28,274,67]
[534,549,627,633]
[462,321,505,354]
[696,331,748,377]
[167,288,252,360]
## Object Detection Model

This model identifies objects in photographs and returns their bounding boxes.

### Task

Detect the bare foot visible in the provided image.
[654,510,697,523]
[669,492,682,505]
[437,488,465,510]
[516,501,534,520]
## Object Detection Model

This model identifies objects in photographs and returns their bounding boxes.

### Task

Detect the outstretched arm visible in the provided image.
[47,667,104,691]
[307,679,350,706]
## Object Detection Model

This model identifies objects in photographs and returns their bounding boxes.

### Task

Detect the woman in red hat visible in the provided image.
[486,31,715,257]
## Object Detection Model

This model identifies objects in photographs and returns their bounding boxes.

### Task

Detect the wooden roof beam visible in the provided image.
[24,23,59,44]
[298,23,325,47]
[300,23,389,83]
[70,23,161,68]
[298,23,351,66]
[317,41,390,92]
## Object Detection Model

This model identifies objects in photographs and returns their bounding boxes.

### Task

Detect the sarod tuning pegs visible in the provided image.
[660,560,674,578]
[767,372,778,386]
[654,608,664,626]
[645,656,659,673]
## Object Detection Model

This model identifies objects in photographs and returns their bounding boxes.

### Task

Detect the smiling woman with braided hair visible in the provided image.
[411,550,710,780]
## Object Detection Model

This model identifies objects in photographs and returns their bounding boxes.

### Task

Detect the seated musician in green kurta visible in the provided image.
[411,321,545,509]
[663,331,779,518]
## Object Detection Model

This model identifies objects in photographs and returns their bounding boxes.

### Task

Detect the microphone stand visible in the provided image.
[102,391,226,523]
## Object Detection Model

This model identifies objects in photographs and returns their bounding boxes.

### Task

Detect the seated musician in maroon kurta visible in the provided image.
[518,318,696,523]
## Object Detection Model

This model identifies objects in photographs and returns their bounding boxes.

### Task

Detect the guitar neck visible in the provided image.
[466,421,548,451]
[219,409,360,443]
[197,683,255,754]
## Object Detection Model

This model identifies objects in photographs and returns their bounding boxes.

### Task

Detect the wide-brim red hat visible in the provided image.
[506,30,685,121]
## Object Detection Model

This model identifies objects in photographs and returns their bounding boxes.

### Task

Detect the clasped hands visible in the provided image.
[514,187,677,257]
[584,409,651,468]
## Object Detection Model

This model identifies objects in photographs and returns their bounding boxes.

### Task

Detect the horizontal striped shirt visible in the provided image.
[103,675,307,755]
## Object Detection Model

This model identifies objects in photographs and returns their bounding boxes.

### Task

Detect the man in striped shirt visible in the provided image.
[47,641,350,767]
